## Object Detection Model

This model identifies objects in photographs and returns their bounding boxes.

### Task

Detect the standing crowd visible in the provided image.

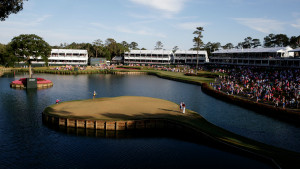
[211,66,300,109]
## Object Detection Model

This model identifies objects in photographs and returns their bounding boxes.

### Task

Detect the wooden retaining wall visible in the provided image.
[42,113,185,131]
[0,68,13,72]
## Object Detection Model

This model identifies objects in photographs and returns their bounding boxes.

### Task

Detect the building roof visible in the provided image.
[212,47,292,54]
[112,56,123,61]
[289,47,300,52]
[51,49,88,54]
[175,50,207,55]
[125,50,172,55]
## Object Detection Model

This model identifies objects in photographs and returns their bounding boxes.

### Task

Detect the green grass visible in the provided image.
[143,70,216,84]
[176,110,299,169]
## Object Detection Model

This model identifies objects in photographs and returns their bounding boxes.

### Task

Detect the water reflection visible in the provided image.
[46,124,276,169]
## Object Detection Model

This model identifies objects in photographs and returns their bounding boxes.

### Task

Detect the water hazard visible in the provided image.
[1,73,299,168]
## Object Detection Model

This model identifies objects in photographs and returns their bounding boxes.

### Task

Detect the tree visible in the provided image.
[0,0,27,21]
[236,37,261,49]
[264,34,277,47]
[264,34,290,47]
[93,39,103,58]
[105,38,116,46]
[242,37,252,48]
[114,43,129,57]
[223,43,234,49]
[0,43,17,67]
[203,42,220,56]
[82,43,94,58]
[10,34,51,78]
[154,41,163,50]
[193,27,204,71]
[289,36,300,48]
[129,42,139,50]
[103,38,129,60]
[102,48,111,61]
[172,46,179,53]
[121,41,129,48]
[105,38,117,60]
[0,43,8,65]
[275,34,289,47]
[64,42,95,57]
[251,39,261,48]
[236,42,243,49]
[120,41,130,52]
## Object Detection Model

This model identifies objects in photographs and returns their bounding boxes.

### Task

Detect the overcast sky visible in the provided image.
[0,0,299,50]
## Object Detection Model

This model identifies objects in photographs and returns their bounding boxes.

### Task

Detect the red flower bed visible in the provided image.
[11,80,23,85]
[11,78,52,85]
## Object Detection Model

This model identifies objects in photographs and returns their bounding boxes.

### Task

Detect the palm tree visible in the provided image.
[193,27,204,73]
[93,39,103,58]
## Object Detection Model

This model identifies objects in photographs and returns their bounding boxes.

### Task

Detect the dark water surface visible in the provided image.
[1,73,299,168]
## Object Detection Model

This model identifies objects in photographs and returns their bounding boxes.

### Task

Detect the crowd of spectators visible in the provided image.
[51,65,87,71]
[210,66,300,109]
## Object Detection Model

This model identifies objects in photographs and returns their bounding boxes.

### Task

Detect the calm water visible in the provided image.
[1,73,299,168]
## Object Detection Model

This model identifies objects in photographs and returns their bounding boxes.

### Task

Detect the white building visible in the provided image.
[209,47,299,67]
[28,49,88,66]
[174,50,208,64]
[124,50,172,65]
[289,47,300,58]
[48,49,88,66]
[124,49,208,65]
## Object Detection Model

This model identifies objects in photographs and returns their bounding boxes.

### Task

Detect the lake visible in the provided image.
[1,73,298,168]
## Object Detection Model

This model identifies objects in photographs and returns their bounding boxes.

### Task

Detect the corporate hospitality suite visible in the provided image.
[20,47,300,68]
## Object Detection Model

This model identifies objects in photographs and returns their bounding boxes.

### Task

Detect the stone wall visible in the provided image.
[10,82,53,89]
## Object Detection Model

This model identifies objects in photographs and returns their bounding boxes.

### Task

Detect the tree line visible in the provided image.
[52,38,141,60]
[1,32,300,67]
[0,35,148,67]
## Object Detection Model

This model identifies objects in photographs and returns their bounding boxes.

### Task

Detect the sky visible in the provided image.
[0,0,300,50]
